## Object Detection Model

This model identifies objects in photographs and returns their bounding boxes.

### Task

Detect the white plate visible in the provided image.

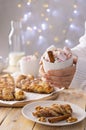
[22,100,86,126]
[0,87,63,105]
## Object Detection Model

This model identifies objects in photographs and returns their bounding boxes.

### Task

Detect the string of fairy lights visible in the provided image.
[16,0,86,55]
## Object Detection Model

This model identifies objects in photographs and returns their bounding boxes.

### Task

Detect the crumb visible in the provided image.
[38,117,46,122]
[66,116,78,123]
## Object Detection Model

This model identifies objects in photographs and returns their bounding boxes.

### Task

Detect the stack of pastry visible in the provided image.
[32,103,74,123]
[0,74,25,101]
[0,73,54,100]
[15,74,54,94]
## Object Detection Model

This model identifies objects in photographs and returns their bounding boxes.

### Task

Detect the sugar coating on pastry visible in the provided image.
[14,89,26,100]
[0,74,26,101]
[32,103,72,118]
[29,79,54,93]
[2,87,14,101]
[15,74,34,91]
[15,75,54,94]
[0,74,15,85]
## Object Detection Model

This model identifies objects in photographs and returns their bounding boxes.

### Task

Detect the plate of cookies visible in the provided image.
[22,100,86,126]
[0,73,62,106]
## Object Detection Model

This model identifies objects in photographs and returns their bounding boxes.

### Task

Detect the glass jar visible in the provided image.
[8,21,25,66]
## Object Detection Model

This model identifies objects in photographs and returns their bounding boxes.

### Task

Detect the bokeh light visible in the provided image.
[17,0,86,56]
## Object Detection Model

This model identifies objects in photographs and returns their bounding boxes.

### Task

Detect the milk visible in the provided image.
[9,52,25,66]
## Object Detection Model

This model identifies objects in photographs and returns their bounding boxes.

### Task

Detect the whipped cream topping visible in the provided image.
[42,45,72,63]
[21,55,38,61]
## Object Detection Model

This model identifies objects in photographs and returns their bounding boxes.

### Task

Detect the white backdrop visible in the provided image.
[0,0,86,58]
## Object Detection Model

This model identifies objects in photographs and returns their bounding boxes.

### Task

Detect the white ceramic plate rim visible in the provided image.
[0,87,63,105]
[21,100,86,126]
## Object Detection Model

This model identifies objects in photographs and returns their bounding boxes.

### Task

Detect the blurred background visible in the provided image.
[0,0,86,58]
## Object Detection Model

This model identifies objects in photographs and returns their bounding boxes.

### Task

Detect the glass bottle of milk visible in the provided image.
[8,21,25,66]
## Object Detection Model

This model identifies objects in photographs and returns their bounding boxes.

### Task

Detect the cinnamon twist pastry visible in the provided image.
[16,74,34,89]
[16,75,54,94]
[29,79,54,93]
[0,74,15,85]
[0,74,26,101]
[51,104,72,115]
[32,103,72,118]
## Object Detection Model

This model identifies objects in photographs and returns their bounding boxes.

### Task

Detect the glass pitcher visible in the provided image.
[8,20,25,66]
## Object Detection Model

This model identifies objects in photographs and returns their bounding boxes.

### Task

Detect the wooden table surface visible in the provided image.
[0,88,86,130]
